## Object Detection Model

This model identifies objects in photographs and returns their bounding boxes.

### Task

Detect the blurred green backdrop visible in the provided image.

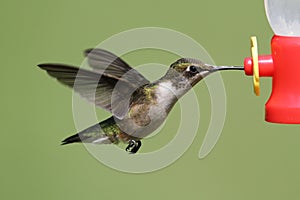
[1,0,300,199]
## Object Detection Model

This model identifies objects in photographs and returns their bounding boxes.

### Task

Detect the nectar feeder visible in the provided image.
[243,0,300,124]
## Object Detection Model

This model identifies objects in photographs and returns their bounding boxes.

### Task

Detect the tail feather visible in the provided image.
[61,134,81,145]
[61,121,116,145]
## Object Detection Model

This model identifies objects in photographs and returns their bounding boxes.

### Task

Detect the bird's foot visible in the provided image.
[125,140,141,154]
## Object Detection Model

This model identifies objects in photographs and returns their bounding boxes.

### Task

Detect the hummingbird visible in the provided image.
[38,48,243,153]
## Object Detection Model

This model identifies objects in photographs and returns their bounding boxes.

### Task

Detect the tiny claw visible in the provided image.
[125,140,141,154]
[125,140,135,152]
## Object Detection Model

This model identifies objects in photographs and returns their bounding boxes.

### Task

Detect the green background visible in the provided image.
[1,0,300,199]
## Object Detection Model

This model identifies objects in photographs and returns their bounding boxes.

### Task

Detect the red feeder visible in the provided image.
[243,0,300,124]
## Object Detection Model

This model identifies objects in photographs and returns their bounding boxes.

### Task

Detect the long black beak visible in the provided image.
[211,65,244,71]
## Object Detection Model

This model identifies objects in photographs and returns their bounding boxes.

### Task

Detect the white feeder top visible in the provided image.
[265,0,300,36]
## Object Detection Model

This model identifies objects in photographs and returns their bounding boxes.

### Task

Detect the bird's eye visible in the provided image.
[188,65,198,73]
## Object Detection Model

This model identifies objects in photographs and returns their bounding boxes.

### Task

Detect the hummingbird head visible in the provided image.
[165,58,243,87]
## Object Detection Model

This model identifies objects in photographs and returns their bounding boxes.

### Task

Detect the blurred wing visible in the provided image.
[38,63,134,119]
[84,48,150,87]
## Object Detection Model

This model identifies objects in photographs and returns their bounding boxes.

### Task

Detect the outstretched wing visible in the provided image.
[84,48,150,88]
[38,64,135,119]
